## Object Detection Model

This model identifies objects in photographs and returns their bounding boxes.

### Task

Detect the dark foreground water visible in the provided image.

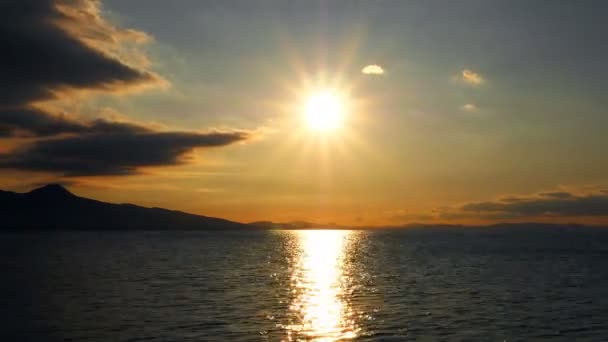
[1,228,608,341]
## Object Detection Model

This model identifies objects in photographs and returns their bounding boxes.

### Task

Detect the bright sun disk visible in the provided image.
[303,90,345,132]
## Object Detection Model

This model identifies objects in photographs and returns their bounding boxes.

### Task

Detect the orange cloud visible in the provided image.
[461,69,484,85]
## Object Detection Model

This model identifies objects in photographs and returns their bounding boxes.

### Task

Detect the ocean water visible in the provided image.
[1,228,607,341]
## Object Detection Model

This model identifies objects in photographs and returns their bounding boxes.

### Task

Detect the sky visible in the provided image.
[1,0,608,226]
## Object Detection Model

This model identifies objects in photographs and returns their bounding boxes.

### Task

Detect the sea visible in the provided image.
[1,228,607,341]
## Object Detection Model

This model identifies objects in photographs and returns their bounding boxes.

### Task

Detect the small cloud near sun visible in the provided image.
[461,69,484,85]
[361,64,385,75]
[461,103,478,112]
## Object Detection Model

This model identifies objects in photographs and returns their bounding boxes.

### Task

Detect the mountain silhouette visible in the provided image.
[0,184,249,230]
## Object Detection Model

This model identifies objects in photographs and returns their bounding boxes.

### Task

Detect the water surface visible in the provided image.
[1,228,608,341]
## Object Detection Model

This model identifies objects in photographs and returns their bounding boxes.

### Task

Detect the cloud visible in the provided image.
[0,130,249,176]
[441,188,608,220]
[0,108,151,137]
[0,108,87,137]
[0,0,162,107]
[0,0,252,178]
[461,69,484,85]
[537,191,575,199]
[361,64,385,75]
[461,103,477,112]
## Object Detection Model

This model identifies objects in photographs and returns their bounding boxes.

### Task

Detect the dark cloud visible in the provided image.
[0,108,151,137]
[537,191,575,199]
[0,108,251,175]
[0,108,85,137]
[0,0,159,106]
[455,190,608,218]
[0,131,249,176]
[0,0,251,177]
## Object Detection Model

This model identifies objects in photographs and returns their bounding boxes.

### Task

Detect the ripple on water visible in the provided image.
[1,229,608,341]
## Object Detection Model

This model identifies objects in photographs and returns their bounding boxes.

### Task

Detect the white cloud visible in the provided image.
[461,103,478,112]
[361,64,385,75]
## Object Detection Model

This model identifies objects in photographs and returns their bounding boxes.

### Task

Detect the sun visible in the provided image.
[303,90,345,132]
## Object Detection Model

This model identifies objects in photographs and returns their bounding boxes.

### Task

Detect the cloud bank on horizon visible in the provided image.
[419,188,608,223]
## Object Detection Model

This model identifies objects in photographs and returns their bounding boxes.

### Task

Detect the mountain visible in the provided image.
[0,184,249,231]
[3,185,598,231]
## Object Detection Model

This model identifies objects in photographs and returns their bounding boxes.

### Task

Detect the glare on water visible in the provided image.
[285,230,359,341]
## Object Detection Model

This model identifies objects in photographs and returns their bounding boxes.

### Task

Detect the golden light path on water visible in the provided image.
[285,230,359,341]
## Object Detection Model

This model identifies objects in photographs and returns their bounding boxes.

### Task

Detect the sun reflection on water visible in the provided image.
[285,230,358,341]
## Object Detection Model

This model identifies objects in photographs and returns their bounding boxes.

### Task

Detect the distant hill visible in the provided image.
[248,221,344,230]
[0,184,249,231]
[1,185,599,231]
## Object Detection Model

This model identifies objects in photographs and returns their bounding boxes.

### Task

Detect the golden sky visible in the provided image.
[2,0,608,226]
